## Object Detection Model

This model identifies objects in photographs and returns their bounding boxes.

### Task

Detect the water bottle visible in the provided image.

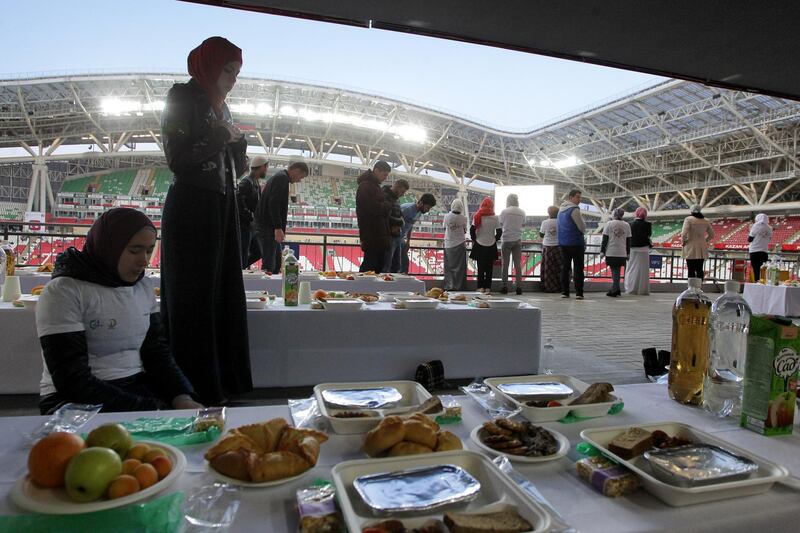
[703,280,751,418]
[540,337,554,375]
[668,278,712,405]
[282,249,299,306]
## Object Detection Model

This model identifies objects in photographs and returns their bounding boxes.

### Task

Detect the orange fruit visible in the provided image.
[149,455,172,479]
[133,463,158,489]
[142,448,165,463]
[107,475,140,499]
[121,458,141,475]
[125,443,150,461]
[28,432,86,488]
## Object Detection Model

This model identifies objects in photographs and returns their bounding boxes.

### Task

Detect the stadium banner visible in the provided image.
[24,211,44,232]
[649,255,663,269]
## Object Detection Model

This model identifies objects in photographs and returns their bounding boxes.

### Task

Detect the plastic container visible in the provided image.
[283,249,299,306]
[668,278,712,405]
[703,280,751,418]
[579,421,788,506]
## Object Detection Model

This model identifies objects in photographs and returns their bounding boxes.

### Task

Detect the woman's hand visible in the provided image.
[217,120,244,143]
[172,394,204,410]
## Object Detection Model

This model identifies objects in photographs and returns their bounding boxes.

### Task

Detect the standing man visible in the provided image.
[237,155,266,268]
[558,189,586,299]
[383,178,410,273]
[356,161,393,272]
[254,161,309,273]
[400,193,437,274]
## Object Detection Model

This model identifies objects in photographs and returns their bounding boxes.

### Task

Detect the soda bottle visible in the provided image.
[703,280,751,417]
[283,248,299,306]
[1,241,15,278]
[668,277,712,405]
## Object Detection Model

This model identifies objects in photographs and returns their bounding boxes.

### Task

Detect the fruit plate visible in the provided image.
[579,422,789,507]
[10,441,186,515]
[469,426,570,464]
[204,461,311,487]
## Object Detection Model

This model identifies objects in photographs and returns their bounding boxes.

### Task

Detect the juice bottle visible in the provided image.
[1,241,14,277]
[668,277,712,405]
[283,248,299,306]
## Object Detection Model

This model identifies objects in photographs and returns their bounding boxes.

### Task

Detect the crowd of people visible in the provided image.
[31,35,781,416]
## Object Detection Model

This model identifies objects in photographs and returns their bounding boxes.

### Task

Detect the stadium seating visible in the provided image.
[152,168,173,195]
[0,202,25,221]
[651,220,683,242]
[97,169,136,195]
[60,175,96,194]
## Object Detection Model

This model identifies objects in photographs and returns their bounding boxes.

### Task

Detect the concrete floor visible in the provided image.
[0,291,677,416]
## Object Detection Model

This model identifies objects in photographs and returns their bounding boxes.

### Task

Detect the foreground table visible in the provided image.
[0,383,796,532]
[247,300,541,387]
[239,273,425,294]
[742,282,800,316]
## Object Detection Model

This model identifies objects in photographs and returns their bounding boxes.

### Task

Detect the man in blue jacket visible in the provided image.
[558,189,587,299]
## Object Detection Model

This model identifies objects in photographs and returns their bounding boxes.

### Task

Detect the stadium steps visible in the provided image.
[131,169,153,196]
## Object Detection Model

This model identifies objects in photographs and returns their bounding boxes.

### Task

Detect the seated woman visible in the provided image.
[36,208,203,414]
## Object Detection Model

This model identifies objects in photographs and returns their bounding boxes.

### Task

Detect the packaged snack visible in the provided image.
[576,456,639,497]
[741,316,800,436]
[297,481,343,533]
[192,406,226,433]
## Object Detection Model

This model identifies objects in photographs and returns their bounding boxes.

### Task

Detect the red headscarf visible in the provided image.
[53,208,155,287]
[473,197,495,229]
[187,36,243,117]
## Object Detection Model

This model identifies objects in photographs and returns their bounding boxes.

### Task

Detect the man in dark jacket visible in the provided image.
[383,178,410,273]
[237,155,267,268]
[356,161,392,272]
[254,161,309,273]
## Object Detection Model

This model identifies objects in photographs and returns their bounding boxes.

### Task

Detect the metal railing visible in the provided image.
[3,220,797,284]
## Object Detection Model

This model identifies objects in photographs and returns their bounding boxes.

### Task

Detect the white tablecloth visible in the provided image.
[239,274,425,294]
[247,300,541,387]
[11,273,51,294]
[0,383,796,532]
[742,282,800,316]
[0,300,539,393]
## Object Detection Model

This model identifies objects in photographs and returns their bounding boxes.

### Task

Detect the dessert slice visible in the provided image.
[608,427,653,460]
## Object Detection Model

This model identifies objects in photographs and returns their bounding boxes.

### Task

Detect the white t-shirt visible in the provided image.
[539,218,559,247]
[498,206,526,243]
[36,276,157,396]
[749,223,772,253]
[443,212,468,248]
[474,215,501,247]
[603,220,632,258]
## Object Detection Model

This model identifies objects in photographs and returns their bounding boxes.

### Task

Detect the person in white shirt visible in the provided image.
[36,208,202,414]
[601,208,632,297]
[469,197,502,293]
[443,198,468,290]
[538,206,562,293]
[498,194,526,295]
[748,213,772,282]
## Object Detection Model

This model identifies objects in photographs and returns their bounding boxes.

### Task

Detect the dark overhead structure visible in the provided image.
[184,0,800,102]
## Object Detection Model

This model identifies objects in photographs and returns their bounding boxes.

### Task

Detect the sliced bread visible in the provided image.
[443,509,533,533]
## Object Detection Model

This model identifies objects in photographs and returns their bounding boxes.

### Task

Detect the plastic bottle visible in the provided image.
[668,278,712,405]
[282,249,299,306]
[540,337,554,375]
[703,280,751,417]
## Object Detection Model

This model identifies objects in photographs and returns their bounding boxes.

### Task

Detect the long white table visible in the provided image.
[742,282,800,316]
[247,300,541,388]
[0,383,796,532]
[0,299,539,393]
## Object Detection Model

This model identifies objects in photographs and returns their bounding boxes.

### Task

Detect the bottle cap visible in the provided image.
[724,280,740,293]
[687,278,702,289]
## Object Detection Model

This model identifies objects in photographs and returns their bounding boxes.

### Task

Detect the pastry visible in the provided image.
[401,419,438,449]
[482,421,515,437]
[364,416,406,457]
[435,431,463,452]
[570,382,614,405]
[236,418,288,454]
[249,451,311,482]
[481,419,558,457]
[208,449,253,481]
[576,455,639,497]
[387,441,434,457]
[608,427,653,460]
[414,397,443,415]
[204,433,259,460]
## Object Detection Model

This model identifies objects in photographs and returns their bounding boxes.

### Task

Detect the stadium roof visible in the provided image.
[2,73,800,215]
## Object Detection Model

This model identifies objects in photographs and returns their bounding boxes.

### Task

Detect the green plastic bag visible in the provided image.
[0,492,184,533]
[82,417,220,447]
[558,401,624,424]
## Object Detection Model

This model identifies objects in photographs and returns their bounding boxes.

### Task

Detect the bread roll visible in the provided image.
[402,419,438,449]
[364,417,406,457]
[209,449,253,481]
[434,430,463,452]
[248,451,311,482]
[409,413,440,432]
[387,441,434,457]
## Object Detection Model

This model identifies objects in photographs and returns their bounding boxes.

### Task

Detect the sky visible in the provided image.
[0,0,667,131]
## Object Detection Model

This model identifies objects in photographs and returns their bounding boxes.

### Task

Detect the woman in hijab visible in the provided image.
[681,204,714,280]
[748,213,772,282]
[625,207,653,295]
[469,197,502,293]
[443,198,468,290]
[538,205,561,293]
[160,36,252,404]
[35,208,201,414]
[600,208,631,297]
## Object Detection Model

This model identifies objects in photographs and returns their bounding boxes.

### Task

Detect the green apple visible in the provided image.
[64,448,122,502]
[86,423,132,458]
